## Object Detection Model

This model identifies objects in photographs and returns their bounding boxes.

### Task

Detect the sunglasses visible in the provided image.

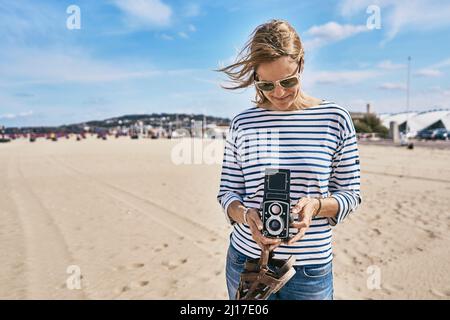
[254,68,300,92]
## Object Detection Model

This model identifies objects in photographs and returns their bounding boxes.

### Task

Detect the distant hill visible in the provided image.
[3,113,231,134]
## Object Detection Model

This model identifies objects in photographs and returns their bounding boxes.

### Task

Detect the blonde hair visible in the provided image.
[218,19,314,110]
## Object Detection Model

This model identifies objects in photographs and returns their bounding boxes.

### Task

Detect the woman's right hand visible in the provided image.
[246,208,282,251]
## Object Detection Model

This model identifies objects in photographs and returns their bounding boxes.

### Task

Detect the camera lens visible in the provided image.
[269,203,282,215]
[266,216,284,236]
[268,219,282,231]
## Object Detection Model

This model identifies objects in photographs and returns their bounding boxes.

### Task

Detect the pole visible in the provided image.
[406,56,411,134]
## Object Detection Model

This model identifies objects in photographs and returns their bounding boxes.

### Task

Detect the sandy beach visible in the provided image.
[1,137,449,299]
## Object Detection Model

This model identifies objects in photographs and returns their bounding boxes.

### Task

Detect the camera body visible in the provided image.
[261,168,291,239]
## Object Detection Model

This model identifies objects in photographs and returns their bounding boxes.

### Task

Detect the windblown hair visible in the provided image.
[217,19,308,109]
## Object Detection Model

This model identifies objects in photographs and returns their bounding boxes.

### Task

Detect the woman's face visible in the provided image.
[255,56,300,111]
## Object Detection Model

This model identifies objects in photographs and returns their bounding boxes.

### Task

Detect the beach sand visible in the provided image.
[1,137,449,299]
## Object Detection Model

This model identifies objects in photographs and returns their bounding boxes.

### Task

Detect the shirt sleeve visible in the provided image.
[217,121,246,225]
[328,111,362,226]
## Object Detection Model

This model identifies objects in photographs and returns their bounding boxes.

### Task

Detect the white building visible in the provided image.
[380,109,450,135]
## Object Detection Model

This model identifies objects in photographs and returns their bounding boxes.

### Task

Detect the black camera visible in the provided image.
[260,168,291,239]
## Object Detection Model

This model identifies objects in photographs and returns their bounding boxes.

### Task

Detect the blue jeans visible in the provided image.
[226,244,334,300]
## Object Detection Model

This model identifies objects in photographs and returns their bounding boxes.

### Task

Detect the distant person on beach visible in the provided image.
[217,19,362,300]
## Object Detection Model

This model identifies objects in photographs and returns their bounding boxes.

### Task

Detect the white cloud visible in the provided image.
[113,0,172,27]
[414,68,443,77]
[0,47,164,85]
[339,0,450,43]
[377,60,406,70]
[303,69,381,86]
[0,113,16,119]
[0,1,62,44]
[303,22,368,49]
[184,3,201,17]
[378,82,407,91]
[178,31,189,39]
[0,110,33,120]
[160,33,174,40]
[430,58,450,69]
[188,24,197,32]
[19,110,33,117]
[0,44,204,90]
[429,86,450,96]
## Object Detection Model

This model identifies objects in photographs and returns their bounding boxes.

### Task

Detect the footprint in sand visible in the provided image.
[162,258,188,269]
[113,285,130,295]
[139,281,149,287]
[132,263,145,269]
[113,265,126,272]
[161,261,178,270]
[380,287,393,296]
[163,243,169,248]
[154,247,162,252]
[429,289,450,298]
[425,229,439,239]
[13,262,24,270]
[392,284,404,291]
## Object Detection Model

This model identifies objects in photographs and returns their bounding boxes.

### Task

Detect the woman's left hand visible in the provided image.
[286,197,320,245]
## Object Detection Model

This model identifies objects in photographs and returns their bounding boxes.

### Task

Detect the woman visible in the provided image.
[217,19,362,300]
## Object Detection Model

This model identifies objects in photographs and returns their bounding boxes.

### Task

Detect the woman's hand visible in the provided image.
[286,198,320,245]
[246,208,282,251]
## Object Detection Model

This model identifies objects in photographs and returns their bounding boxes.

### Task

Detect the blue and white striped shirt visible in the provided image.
[217,101,362,266]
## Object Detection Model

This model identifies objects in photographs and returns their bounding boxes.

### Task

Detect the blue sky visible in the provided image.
[1,0,450,127]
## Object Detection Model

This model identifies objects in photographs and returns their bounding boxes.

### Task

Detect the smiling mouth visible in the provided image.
[274,95,292,101]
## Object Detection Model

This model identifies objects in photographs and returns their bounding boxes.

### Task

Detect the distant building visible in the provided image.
[204,124,228,139]
[350,104,373,121]
[379,109,450,134]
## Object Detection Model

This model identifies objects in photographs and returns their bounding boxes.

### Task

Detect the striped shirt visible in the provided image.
[217,101,362,266]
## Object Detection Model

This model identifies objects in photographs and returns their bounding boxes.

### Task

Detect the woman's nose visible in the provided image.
[272,83,286,97]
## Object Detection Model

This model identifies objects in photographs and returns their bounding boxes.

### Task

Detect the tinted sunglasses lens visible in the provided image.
[280,76,299,88]
[256,82,275,91]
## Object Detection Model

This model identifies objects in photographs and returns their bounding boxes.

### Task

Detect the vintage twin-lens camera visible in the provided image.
[261,168,291,239]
